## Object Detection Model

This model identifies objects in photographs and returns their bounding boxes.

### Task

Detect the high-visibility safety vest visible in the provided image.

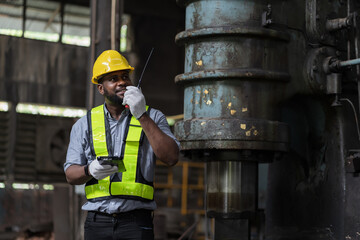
[84,105,154,202]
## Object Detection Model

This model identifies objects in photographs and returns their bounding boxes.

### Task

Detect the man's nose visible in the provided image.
[115,79,127,86]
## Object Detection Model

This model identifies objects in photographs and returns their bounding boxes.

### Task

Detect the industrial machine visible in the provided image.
[2,0,360,239]
[174,0,360,239]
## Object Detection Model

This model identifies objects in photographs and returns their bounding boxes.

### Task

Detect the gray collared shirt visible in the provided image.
[64,104,179,214]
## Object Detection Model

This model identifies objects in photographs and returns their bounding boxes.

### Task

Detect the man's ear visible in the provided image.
[97,84,104,95]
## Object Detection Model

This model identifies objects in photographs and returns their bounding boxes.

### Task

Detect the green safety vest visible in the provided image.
[84,105,154,201]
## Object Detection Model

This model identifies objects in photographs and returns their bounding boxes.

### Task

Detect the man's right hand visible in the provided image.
[88,159,118,180]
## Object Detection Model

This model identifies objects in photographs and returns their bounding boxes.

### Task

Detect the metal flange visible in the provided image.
[174,118,289,152]
[305,47,337,94]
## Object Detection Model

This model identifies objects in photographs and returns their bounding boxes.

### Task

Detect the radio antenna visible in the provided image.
[137,47,154,88]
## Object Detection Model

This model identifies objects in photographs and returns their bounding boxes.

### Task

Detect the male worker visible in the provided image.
[64,50,179,240]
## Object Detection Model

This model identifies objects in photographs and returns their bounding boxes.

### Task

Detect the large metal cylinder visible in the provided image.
[175,0,290,223]
[175,0,289,153]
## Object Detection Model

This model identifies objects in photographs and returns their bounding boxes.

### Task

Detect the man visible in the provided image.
[64,50,179,240]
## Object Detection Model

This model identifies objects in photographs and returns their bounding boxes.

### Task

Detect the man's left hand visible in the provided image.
[123,86,146,119]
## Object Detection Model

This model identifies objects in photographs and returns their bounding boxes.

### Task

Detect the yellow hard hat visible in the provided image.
[91,50,134,84]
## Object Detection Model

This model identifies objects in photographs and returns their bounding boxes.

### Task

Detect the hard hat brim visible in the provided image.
[92,67,134,84]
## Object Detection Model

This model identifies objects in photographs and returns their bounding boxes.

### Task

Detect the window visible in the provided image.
[62,3,90,46]
[0,0,131,49]
[120,14,131,52]
[24,0,62,42]
[0,0,90,46]
[0,0,23,37]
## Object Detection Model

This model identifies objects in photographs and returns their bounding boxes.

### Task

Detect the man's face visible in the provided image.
[97,70,132,106]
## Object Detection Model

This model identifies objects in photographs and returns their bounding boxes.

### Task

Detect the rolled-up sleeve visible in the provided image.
[154,111,180,148]
[64,117,88,172]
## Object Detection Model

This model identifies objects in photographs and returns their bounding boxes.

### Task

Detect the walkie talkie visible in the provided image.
[98,156,126,172]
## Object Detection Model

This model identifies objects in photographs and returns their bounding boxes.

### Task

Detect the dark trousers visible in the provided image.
[84,210,154,240]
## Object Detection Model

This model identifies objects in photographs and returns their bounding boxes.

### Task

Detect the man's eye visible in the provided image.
[122,75,129,80]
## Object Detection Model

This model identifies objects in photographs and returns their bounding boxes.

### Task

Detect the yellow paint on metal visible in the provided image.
[195,60,203,66]
[240,124,246,129]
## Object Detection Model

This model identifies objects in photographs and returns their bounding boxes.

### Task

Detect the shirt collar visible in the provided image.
[103,103,130,121]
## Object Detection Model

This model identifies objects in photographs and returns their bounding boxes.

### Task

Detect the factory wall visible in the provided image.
[0,35,88,107]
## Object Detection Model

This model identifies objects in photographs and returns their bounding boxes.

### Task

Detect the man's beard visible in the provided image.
[103,87,123,105]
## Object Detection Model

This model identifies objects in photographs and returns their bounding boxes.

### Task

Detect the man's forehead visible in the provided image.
[108,70,130,76]
[98,69,131,84]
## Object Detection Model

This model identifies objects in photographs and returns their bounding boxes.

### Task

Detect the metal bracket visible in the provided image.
[346,150,360,173]
[305,47,338,94]
[261,4,272,27]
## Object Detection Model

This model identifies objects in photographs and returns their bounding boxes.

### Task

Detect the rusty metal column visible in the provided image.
[174,0,290,239]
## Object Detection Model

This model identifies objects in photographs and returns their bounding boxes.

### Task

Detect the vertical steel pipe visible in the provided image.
[207,160,258,216]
